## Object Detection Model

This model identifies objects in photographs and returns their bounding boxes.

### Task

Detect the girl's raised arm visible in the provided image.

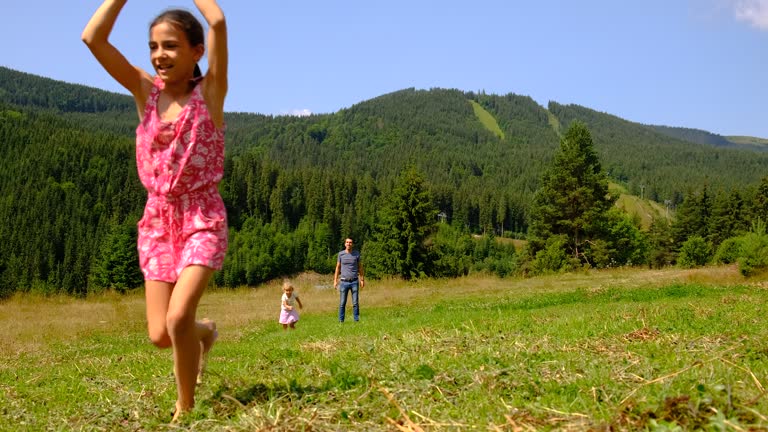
[194,0,228,127]
[82,0,151,114]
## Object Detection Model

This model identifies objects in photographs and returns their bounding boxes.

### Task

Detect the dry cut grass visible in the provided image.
[3,264,768,431]
[1,264,755,358]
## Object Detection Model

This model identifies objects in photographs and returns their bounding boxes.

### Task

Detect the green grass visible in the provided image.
[469,100,504,139]
[2,269,768,430]
[547,110,562,137]
[615,193,672,229]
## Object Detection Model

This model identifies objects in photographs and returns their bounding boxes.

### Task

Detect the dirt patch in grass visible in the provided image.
[624,327,661,342]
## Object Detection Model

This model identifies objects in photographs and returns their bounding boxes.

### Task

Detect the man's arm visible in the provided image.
[333,259,341,290]
[358,260,365,290]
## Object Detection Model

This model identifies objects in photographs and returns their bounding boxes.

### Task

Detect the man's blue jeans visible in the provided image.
[339,280,359,322]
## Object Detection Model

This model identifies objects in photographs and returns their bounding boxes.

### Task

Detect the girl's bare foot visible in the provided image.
[197,319,218,384]
[171,401,190,423]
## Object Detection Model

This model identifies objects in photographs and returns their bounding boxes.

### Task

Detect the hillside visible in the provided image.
[610,183,672,229]
[547,102,768,201]
[726,135,768,148]
[650,124,768,152]
[3,64,767,203]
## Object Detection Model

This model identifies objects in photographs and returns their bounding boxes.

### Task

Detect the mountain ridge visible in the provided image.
[2,65,765,144]
[3,64,768,206]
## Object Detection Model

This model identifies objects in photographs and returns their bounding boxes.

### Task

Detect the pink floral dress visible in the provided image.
[135,77,228,282]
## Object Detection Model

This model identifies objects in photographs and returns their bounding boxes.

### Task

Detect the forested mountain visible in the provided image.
[547,104,768,202]
[0,67,133,113]
[0,105,144,295]
[2,65,768,295]
[650,125,768,153]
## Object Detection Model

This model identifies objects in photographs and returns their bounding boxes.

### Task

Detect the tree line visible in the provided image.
[3,66,768,296]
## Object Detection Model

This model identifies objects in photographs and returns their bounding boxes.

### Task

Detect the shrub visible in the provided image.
[738,232,768,276]
[360,240,395,279]
[531,235,577,274]
[587,239,613,268]
[713,237,742,264]
[677,236,711,268]
[428,224,473,278]
[483,242,518,278]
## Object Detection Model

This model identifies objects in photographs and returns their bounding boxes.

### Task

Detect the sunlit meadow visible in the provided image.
[2,265,767,431]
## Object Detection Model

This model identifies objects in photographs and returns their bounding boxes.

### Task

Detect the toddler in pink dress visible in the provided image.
[279,281,303,330]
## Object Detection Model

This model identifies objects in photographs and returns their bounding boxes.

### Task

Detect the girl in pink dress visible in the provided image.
[82,0,228,421]
[279,281,304,330]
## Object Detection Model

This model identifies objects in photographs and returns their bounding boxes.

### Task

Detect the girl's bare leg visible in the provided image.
[145,281,174,348]
[166,265,215,419]
[197,318,217,384]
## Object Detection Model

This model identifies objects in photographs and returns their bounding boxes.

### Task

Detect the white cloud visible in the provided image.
[280,108,313,117]
[731,0,768,29]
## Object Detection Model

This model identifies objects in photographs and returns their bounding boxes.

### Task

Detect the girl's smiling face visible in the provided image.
[149,22,203,83]
[283,286,294,297]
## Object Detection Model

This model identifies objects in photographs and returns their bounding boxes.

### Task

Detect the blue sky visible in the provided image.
[3,1,768,137]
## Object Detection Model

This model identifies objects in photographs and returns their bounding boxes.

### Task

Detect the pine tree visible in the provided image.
[90,219,143,292]
[527,121,615,265]
[367,167,438,279]
[671,184,712,250]
[708,189,748,247]
[752,175,768,221]
[647,216,675,268]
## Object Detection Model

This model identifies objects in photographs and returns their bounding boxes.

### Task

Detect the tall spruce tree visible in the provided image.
[648,216,675,268]
[528,121,615,265]
[752,175,768,221]
[671,184,713,250]
[91,219,143,292]
[708,189,748,247]
[365,167,437,279]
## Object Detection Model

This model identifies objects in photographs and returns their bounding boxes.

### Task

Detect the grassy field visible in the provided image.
[726,136,768,147]
[470,100,504,139]
[2,266,768,431]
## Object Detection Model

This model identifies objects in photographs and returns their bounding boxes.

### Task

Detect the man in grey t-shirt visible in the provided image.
[333,238,365,322]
